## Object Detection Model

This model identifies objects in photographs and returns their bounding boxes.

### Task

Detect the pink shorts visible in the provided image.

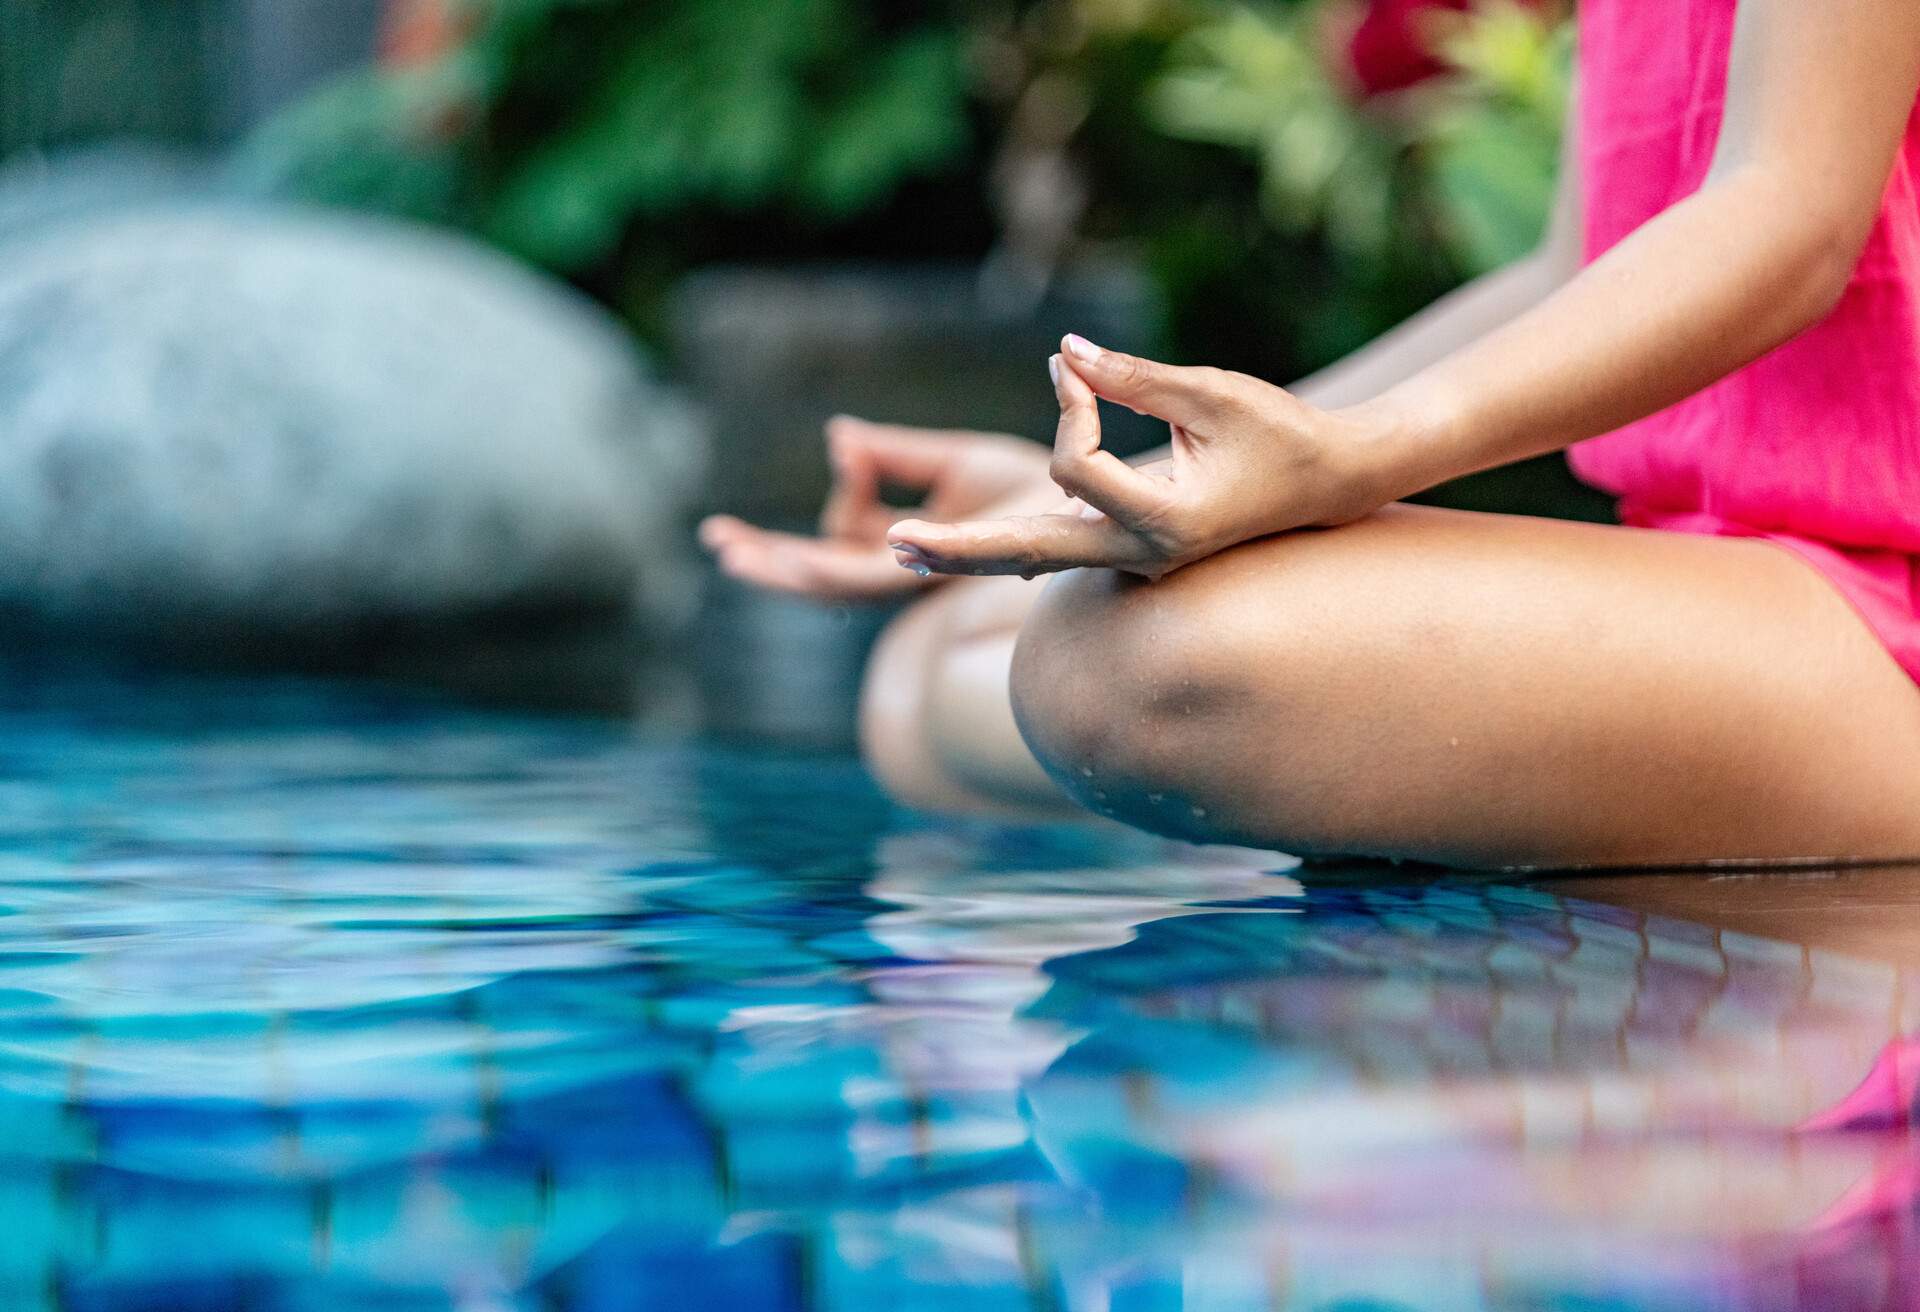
[1629,507,1920,686]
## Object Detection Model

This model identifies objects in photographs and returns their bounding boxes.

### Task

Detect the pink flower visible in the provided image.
[1346,0,1534,97]
[379,0,467,69]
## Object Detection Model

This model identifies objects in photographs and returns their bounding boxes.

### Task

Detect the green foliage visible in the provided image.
[478,0,971,267]
[1147,0,1571,277]
[234,60,474,224]
[237,0,1570,375]
[236,0,975,272]
[1423,1,1573,272]
[1151,7,1401,260]
[1104,0,1570,374]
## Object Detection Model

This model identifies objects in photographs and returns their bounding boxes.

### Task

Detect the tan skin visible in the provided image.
[703,0,1920,867]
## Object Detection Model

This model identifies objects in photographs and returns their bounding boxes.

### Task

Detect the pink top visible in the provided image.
[1568,0,1920,682]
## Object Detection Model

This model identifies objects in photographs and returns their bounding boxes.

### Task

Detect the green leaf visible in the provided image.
[798,30,970,216]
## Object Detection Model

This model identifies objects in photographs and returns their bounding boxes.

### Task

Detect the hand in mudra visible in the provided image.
[886,336,1385,580]
[699,417,1056,601]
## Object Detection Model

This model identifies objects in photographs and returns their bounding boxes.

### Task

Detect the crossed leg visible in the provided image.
[860,572,1066,817]
[865,504,1920,867]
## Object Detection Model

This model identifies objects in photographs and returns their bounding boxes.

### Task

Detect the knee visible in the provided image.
[1009,565,1244,837]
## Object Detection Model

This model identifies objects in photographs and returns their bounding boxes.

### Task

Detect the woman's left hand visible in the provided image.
[886,336,1394,580]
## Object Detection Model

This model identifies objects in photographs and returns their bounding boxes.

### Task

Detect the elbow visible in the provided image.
[1794,226,1859,325]
[1748,221,1858,347]
[1773,182,1878,331]
[1711,162,1867,338]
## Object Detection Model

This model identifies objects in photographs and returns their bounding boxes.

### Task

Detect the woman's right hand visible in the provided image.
[698,417,1055,601]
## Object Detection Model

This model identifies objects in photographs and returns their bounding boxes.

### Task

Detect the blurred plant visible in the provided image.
[1422,0,1572,271]
[1150,0,1568,276]
[1349,0,1509,95]
[1151,6,1403,263]
[238,0,1569,378]
[1110,0,1568,373]
[236,0,976,275]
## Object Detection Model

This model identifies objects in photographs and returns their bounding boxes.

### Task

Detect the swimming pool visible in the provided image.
[0,667,1911,1310]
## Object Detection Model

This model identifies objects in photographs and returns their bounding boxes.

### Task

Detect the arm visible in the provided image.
[890,0,1920,580]
[720,102,1588,596]
[1351,0,1920,500]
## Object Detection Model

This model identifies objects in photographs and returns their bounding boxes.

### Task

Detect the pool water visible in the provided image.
[0,669,1914,1311]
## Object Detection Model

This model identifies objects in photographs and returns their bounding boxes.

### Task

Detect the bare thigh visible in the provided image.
[1008,504,1920,867]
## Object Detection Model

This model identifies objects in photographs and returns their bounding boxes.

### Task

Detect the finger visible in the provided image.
[1058,334,1230,430]
[887,511,1147,578]
[719,539,918,601]
[819,424,879,540]
[1046,353,1174,530]
[712,523,926,600]
[699,514,753,551]
[827,415,987,487]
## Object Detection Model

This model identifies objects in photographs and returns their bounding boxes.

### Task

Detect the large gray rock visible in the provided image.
[0,199,701,635]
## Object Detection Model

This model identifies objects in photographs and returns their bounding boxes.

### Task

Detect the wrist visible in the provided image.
[1327,383,1467,510]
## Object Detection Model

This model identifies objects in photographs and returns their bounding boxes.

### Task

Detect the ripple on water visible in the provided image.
[0,672,1906,1311]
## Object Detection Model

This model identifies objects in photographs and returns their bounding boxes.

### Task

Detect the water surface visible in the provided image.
[0,669,1911,1310]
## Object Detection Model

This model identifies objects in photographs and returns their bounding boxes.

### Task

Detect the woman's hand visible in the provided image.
[699,417,1055,601]
[885,336,1392,580]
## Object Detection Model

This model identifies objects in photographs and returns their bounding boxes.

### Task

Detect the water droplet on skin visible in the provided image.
[911,564,932,578]
[1448,736,1460,748]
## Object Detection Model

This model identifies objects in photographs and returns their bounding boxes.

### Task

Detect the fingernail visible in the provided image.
[1064,334,1102,363]
[1048,355,1061,387]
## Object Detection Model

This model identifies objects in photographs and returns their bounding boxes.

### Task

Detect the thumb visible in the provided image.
[1058,335,1228,430]
[887,509,1148,578]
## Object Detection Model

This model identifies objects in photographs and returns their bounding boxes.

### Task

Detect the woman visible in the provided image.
[702,0,1920,868]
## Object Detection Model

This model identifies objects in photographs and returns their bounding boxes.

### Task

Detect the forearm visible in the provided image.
[899,0,1920,583]
[1120,246,1571,471]
[1346,168,1853,500]
[1344,0,1920,503]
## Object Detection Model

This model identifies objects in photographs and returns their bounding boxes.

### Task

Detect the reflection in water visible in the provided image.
[0,670,1914,1309]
